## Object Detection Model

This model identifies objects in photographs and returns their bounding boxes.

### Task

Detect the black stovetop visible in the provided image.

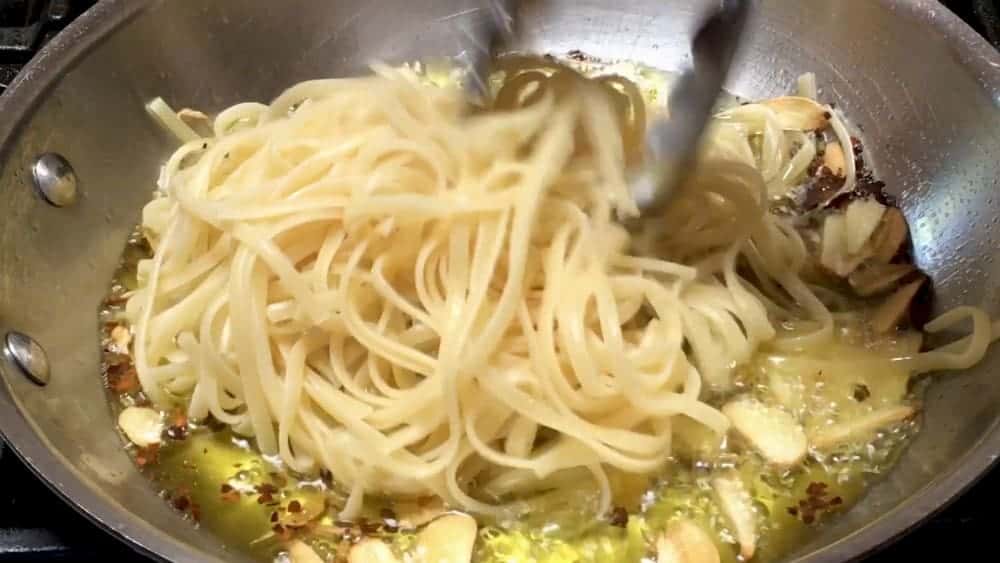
[0,0,997,561]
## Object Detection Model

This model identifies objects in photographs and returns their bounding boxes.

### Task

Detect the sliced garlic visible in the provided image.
[177,108,210,124]
[118,406,163,447]
[810,405,916,449]
[711,476,757,560]
[415,514,477,563]
[656,519,721,563]
[395,498,446,529]
[109,325,132,353]
[870,207,909,264]
[796,72,818,101]
[871,277,926,333]
[820,213,849,275]
[848,263,916,297]
[349,539,401,563]
[760,96,830,130]
[822,142,846,177]
[723,397,808,467]
[844,198,887,255]
[287,540,326,563]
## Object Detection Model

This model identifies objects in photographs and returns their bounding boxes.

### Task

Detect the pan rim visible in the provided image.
[0,1,996,562]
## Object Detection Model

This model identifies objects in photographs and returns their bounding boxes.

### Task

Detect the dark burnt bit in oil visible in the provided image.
[220,483,240,503]
[789,481,844,526]
[608,506,629,527]
[380,507,399,532]
[256,482,279,504]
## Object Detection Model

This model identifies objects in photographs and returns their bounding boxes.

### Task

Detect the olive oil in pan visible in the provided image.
[99,58,933,562]
[101,235,921,563]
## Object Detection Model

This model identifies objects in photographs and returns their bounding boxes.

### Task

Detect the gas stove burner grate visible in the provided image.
[0,0,95,92]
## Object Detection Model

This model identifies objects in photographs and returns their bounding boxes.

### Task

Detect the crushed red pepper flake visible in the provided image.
[288,500,303,513]
[219,483,240,503]
[134,444,160,467]
[806,482,828,496]
[792,481,844,526]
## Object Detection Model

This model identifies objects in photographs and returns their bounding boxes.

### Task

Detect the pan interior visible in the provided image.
[0,1,997,562]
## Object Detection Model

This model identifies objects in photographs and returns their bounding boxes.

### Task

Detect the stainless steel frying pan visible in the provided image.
[0,1,997,561]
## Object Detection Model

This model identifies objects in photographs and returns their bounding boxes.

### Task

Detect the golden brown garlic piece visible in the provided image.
[414,514,478,563]
[656,520,721,563]
[871,277,927,333]
[722,397,808,467]
[711,476,757,560]
[760,96,831,130]
[809,405,917,449]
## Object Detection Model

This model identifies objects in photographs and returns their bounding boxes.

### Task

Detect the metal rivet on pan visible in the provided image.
[31,152,78,207]
[3,332,50,386]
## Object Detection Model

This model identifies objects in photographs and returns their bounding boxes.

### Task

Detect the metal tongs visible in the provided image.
[464,0,750,224]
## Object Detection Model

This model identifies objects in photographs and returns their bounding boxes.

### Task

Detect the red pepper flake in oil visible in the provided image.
[107,365,140,394]
[135,444,160,467]
[256,482,278,504]
[288,500,303,514]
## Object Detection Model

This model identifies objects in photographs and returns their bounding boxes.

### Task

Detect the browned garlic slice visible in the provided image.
[870,207,909,264]
[848,263,916,297]
[872,277,926,333]
[711,476,757,560]
[109,325,132,353]
[287,540,326,563]
[760,96,830,130]
[822,143,846,177]
[809,405,917,449]
[349,539,401,563]
[415,513,477,563]
[118,406,163,447]
[723,397,808,466]
[656,519,721,563]
[845,198,887,255]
